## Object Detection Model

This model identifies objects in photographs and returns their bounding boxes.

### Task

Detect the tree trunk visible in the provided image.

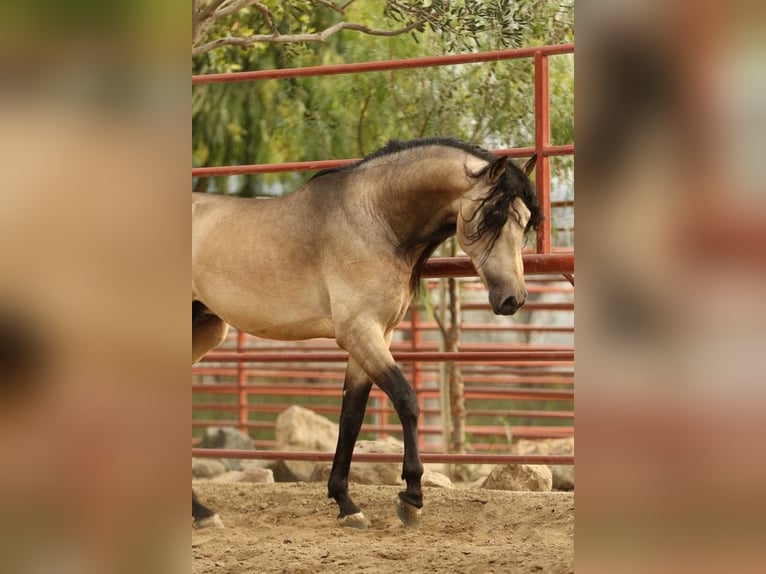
[445,239,470,481]
[447,275,465,455]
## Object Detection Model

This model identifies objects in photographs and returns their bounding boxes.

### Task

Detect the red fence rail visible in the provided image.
[192,44,574,467]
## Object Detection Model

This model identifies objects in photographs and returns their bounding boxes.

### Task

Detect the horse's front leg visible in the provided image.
[327,358,372,528]
[377,364,424,527]
[339,327,424,528]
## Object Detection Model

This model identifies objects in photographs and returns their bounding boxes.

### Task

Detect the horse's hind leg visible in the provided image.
[193,490,223,529]
[328,358,372,529]
[192,302,228,528]
[192,301,229,364]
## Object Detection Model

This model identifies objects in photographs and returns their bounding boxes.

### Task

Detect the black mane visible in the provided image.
[312,137,541,232]
[311,137,495,180]
[465,151,544,247]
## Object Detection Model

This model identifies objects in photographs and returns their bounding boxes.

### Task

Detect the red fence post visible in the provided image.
[534,50,553,254]
[236,330,248,435]
[410,306,425,451]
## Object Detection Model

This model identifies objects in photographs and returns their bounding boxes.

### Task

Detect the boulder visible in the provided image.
[242,466,274,484]
[199,426,254,471]
[469,475,489,489]
[212,470,246,483]
[308,437,405,486]
[422,469,455,489]
[192,457,227,479]
[210,467,274,484]
[273,406,339,481]
[481,464,552,492]
[512,437,574,490]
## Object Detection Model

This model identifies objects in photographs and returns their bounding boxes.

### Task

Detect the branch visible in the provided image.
[216,0,261,18]
[196,0,228,21]
[247,2,278,35]
[193,0,229,47]
[193,18,425,56]
[310,0,346,14]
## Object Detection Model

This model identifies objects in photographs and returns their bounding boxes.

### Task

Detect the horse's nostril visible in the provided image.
[499,295,526,315]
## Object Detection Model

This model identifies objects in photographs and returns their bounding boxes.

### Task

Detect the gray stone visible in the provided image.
[211,468,274,484]
[422,470,455,489]
[308,437,405,486]
[481,464,552,492]
[469,475,489,489]
[512,437,574,490]
[274,406,339,481]
[212,470,246,483]
[242,467,274,483]
[192,457,227,479]
[199,427,254,471]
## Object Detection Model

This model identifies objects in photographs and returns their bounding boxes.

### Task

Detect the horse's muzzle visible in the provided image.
[496,294,526,315]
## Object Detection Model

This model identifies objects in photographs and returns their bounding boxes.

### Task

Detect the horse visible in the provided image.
[192,137,541,529]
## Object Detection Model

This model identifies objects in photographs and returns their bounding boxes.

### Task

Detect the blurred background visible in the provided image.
[576,0,766,572]
[0,1,189,573]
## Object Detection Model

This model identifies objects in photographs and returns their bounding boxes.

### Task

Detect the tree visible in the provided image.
[192,1,573,56]
[192,1,573,195]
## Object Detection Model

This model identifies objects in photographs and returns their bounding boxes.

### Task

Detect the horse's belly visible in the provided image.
[233,313,336,341]
[195,284,336,342]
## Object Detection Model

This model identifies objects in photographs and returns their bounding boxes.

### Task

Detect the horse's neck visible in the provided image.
[369,156,472,258]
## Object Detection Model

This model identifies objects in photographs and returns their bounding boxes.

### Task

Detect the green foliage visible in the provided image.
[192,0,574,196]
[383,0,573,52]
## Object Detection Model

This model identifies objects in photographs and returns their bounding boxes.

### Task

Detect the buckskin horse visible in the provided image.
[192,137,541,529]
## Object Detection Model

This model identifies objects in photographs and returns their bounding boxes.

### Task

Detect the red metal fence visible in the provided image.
[192,44,574,467]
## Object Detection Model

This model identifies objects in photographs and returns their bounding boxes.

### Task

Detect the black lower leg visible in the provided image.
[380,367,424,509]
[328,380,372,518]
[192,489,216,521]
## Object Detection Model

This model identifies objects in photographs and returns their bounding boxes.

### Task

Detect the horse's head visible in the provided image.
[457,154,542,315]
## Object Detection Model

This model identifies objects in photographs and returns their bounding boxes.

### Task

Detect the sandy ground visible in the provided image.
[192,482,574,574]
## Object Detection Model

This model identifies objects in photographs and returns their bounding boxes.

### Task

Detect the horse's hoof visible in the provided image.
[194,514,224,529]
[338,512,370,529]
[396,499,422,528]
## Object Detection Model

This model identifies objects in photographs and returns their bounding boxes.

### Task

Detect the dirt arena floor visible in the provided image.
[192,482,574,574]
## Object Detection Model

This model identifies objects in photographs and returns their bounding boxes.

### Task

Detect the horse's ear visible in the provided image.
[522,154,537,177]
[485,155,508,184]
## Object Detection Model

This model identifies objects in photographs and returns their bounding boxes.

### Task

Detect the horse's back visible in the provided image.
[191,191,338,339]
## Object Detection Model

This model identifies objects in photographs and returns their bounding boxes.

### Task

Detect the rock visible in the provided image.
[241,459,271,471]
[308,437,405,486]
[199,427,254,471]
[269,460,302,482]
[469,475,489,489]
[273,406,339,481]
[422,470,454,489]
[212,470,246,483]
[306,463,333,484]
[242,467,274,484]
[211,468,274,484]
[512,437,574,490]
[354,437,404,455]
[308,461,404,486]
[192,458,227,479]
[481,464,552,492]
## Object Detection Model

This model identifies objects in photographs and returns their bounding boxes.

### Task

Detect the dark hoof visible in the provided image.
[396,499,422,528]
[338,512,370,529]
